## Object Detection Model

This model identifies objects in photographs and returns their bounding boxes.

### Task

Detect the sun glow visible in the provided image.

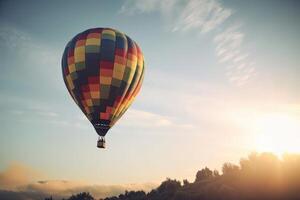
[255,114,300,156]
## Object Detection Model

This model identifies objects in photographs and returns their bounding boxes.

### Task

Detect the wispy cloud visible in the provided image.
[0,25,87,129]
[121,109,194,130]
[214,24,256,86]
[0,163,157,199]
[0,25,31,50]
[121,0,256,86]
[0,92,90,130]
[121,0,231,33]
[0,24,63,96]
[0,24,60,66]
[7,107,90,130]
[171,0,232,33]
[9,108,58,118]
[120,0,163,14]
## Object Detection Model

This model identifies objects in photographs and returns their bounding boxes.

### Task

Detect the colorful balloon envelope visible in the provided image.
[62,28,145,148]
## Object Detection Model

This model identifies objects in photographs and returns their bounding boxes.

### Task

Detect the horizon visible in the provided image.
[0,0,300,199]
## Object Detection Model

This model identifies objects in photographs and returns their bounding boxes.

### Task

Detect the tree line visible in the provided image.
[45,152,300,200]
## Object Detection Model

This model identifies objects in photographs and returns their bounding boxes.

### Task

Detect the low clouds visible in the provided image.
[0,163,157,200]
[22,181,156,199]
[0,163,42,190]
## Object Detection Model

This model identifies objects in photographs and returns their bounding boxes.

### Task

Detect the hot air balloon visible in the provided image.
[62,28,145,148]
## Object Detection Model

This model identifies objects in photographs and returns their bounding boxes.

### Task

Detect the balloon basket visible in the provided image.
[97,137,106,149]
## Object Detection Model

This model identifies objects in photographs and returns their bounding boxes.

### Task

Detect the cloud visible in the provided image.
[0,24,68,127]
[0,91,89,130]
[172,0,232,33]
[0,163,42,190]
[0,24,60,66]
[7,107,90,130]
[121,109,194,130]
[121,0,231,33]
[214,24,256,86]
[21,180,156,199]
[0,24,62,98]
[135,69,239,132]
[120,0,163,14]
[121,0,256,86]
[0,25,31,50]
[0,163,157,200]
[10,109,58,118]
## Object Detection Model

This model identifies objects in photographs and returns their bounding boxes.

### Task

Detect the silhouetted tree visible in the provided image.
[68,192,94,200]
[213,169,220,177]
[146,178,181,200]
[157,178,181,193]
[195,167,213,182]
[55,153,300,200]
[222,163,239,176]
[182,179,189,186]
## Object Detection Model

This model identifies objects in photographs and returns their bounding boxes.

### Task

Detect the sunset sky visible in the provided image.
[0,0,300,198]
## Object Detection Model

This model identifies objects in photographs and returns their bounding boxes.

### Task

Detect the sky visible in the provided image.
[0,0,300,198]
